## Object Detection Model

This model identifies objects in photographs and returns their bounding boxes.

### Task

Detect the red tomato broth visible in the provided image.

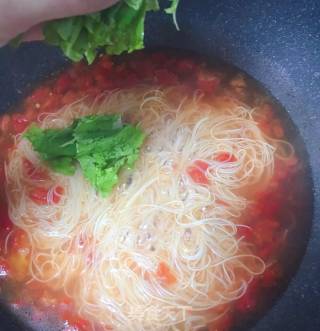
[0,50,312,331]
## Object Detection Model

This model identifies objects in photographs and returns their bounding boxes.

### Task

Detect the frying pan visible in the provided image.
[0,0,319,330]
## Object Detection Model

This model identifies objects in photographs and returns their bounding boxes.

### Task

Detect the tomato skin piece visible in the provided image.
[23,159,49,181]
[237,226,253,241]
[29,187,48,205]
[175,58,197,75]
[187,160,210,185]
[0,162,5,185]
[12,113,30,134]
[0,114,11,133]
[187,166,209,185]
[0,202,13,233]
[261,264,282,287]
[62,91,79,105]
[197,71,221,94]
[96,55,113,70]
[53,186,64,204]
[61,311,91,331]
[214,152,237,163]
[235,279,260,313]
[55,73,73,94]
[194,160,210,172]
[154,69,179,85]
[156,262,176,286]
[29,186,64,205]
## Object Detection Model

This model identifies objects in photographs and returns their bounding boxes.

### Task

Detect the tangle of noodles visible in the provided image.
[5,87,292,331]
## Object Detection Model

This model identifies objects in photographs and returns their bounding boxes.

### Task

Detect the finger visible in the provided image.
[25,0,120,23]
[22,24,44,42]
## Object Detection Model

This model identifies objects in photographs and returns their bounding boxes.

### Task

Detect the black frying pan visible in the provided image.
[0,0,319,330]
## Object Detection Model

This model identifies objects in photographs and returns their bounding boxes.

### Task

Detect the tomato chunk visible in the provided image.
[156,262,176,286]
[261,264,282,287]
[29,186,64,205]
[197,71,220,94]
[214,152,237,163]
[235,279,260,313]
[237,226,253,241]
[61,311,91,331]
[187,160,210,185]
[12,114,29,134]
[194,160,210,172]
[154,69,178,85]
[187,166,209,185]
[0,202,13,233]
[55,73,73,94]
[23,159,49,181]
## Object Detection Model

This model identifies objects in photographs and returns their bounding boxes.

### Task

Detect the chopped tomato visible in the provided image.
[235,279,260,313]
[29,186,64,205]
[0,162,5,184]
[237,226,253,241]
[175,58,197,75]
[187,165,209,185]
[23,159,49,181]
[214,152,237,163]
[31,87,51,102]
[255,195,281,217]
[77,75,94,90]
[252,218,280,245]
[93,70,113,90]
[154,69,178,85]
[0,202,13,233]
[0,114,11,133]
[29,187,49,205]
[132,60,154,80]
[156,262,176,286]
[87,87,102,98]
[261,264,282,287]
[53,186,64,204]
[12,114,29,133]
[7,230,30,281]
[55,73,73,94]
[272,120,284,138]
[151,52,169,65]
[260,103,274,119]
[96,55,113,70]
[197,71,220,94]
[68,62,88,79]
[61,311,91,331]
[24,106,37,121]
[258,240,281,260]
[194,160,210,172]
[62,91,79,105]
[187,160,210,185]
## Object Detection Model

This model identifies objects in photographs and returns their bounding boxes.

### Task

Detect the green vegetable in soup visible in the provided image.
[24,115,145,197]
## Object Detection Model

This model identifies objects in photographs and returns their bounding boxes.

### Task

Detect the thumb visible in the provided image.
[0,0,119,46]
[30,0,119,22]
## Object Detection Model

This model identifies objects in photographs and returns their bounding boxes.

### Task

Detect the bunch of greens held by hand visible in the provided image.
[41,0,179,64]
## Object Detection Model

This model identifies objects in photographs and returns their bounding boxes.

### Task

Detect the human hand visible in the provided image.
[0,0,119,46]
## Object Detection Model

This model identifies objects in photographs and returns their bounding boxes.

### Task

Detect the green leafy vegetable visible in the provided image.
[41,0,180,64]
[24,115,145,196]
[165,0,180,30]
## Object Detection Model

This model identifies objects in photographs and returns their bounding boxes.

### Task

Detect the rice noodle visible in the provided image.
[5,87,291,331]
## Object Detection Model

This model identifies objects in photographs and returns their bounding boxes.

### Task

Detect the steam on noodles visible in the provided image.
[5,87,292,331]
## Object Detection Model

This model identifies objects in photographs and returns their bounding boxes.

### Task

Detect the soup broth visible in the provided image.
[0,50,312,331]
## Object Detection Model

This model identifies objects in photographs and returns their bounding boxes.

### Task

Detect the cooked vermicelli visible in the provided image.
[3,86,293,331]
